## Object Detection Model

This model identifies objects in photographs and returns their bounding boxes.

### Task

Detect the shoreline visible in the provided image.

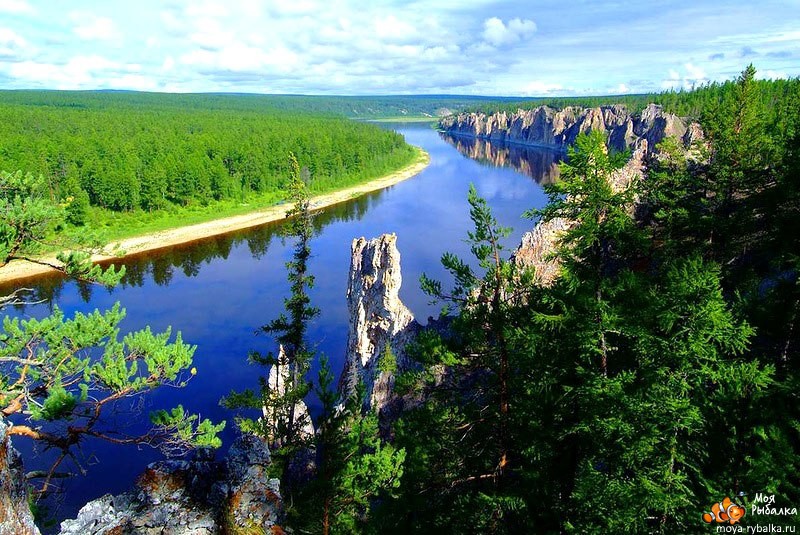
[0,147,430,285]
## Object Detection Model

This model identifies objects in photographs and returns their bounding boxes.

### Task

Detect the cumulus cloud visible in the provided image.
[2,0,796,95]
[757,69,789,80]
[7,55,145,89]
[0,27,27,58]
[482,17,537,47]
[0,0,33,14]
[71,13,118,41]
[661,63,709,90]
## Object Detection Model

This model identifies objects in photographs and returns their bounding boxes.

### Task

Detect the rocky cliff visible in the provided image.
[339,234,419,413]
[263,344,315,447]
[58,434,284,535]
[449,103,706,285]
[439,103,701,158]
[0,419,40,535]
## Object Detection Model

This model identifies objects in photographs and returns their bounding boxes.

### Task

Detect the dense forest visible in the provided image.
[2,67,799,533]
[0,92,423,219]
[241,67,800,533]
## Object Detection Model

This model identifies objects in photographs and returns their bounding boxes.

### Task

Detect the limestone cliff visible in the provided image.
[453,103,706,285]
[339,234,419,413]
[439,103,702,157]
[0,419,40,535]
[263,344,315,447]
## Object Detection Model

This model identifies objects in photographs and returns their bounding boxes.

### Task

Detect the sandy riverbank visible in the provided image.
[0,148,430,285]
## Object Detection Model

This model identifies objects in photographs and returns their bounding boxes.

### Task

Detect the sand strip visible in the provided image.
[0,148,430,285]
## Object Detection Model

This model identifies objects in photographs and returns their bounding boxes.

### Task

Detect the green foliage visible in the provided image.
[0,91,419,219]
[30,385,76,422]
[377,343,397,374]
[150,405,226,449]
[379,69,799,533]
[295,358,405,535]
[1,302,223,461]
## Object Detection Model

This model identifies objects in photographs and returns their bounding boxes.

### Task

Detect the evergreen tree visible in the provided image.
[0,170,224,497]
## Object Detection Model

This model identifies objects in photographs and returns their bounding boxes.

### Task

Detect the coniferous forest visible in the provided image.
[244,68,800,533]
[0,91,416,213]
[1,67,799,535]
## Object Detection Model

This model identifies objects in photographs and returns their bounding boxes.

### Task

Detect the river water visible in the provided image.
[2,123,562,524]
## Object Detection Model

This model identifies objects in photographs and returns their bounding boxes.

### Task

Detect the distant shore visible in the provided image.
[0,147,430,285]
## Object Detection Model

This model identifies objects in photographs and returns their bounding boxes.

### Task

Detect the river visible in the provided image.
[2,122,563,525]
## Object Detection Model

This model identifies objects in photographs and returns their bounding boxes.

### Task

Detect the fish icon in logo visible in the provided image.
[702,496,746,525]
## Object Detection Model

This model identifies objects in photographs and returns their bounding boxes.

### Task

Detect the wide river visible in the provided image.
[3,122,563,524]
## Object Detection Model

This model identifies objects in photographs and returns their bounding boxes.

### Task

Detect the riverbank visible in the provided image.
[0,147,430,285]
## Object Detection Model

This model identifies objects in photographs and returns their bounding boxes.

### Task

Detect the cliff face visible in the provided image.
[0,419,40,535]
[59,435,285,535]
[456,103,706,286]
[263,344,315,447]
[339,234,419,413]
[440,103,701,157]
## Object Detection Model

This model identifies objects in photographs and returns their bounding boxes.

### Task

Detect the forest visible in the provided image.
[0,90,420,245]
[1,67,799,534]
[239,67,799,533]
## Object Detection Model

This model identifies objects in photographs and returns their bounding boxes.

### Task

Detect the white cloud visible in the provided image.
[661,63,710,90]
[374,15,418,43]
[616,83,629,93]
[71,13,118,41]
[108,74,158,91]
[523,80,563,95]
[0,0,33,14]
[0,27,27,57]
[9,55,121,89]
[757,70,789,80]
[482,17,536,48]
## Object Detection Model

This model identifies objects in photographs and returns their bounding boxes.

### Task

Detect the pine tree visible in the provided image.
[0,170,224,497]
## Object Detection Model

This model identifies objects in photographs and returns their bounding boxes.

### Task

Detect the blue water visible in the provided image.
[1,123,560,525]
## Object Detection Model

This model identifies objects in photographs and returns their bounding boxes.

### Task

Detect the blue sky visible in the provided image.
[0,0,798,96]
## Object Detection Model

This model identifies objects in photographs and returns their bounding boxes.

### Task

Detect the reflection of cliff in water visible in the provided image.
[440,132,563,184]
[0,189,386,304]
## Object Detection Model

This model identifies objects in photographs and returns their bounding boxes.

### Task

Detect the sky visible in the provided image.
[0,0,798,96]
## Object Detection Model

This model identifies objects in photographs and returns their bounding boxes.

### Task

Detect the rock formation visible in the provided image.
[263,344,315,447]
[58,434,284,535]
[0,419,40,535]
[439,103,702,157]
[452,104,705,285]
[339,234,419,413]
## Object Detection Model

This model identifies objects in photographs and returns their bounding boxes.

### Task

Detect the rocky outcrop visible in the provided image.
[466,104,705,286]
[339,234,419,413]
[263,344,315,447]
[440,103,702,158]
[59,435,284,535]
[0,419,40,535]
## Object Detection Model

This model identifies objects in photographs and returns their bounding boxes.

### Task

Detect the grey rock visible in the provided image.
[339,234,420,413]
[0,418,41,535]
[58,435,285,535]
[440,103,699,157]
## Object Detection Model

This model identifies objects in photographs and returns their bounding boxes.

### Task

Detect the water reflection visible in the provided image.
[440,132,563,184]
[1,123,553,526]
